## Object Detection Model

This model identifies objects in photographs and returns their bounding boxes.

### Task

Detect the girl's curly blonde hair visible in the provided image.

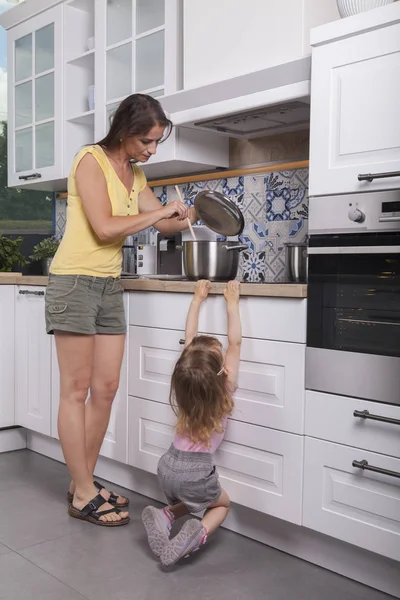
[169,335,234,445]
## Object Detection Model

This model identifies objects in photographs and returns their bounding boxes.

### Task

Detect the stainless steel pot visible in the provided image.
[182,241,248,281]
[285,242,308,283]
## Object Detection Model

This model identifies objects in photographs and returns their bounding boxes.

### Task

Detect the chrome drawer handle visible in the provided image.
[358,170,400,182]
[352,459,400,479]
[354,409,400,426]
[19,290,45,296]
[179,339,185,345]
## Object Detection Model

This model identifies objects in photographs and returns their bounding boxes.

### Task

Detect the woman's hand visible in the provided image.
[194,280,211,303]
[224,280,240,305]
[160,200,189,221]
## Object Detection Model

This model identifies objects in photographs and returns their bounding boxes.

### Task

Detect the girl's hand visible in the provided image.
[161,200,189,221]
[194,280,211,302]
[224,280,240,304]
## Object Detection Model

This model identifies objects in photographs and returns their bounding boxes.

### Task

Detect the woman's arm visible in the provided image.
[138,185,197,235]
[184,280,210,346]
[75,154,189,241]
[223,281,242,387]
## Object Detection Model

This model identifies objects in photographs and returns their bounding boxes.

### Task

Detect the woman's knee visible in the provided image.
[61,377,91,405]
[90,377,120,404]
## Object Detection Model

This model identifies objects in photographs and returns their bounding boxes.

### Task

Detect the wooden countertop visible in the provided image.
[0,275,307,298]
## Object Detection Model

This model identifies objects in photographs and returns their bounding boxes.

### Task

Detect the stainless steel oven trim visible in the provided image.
[308,246,400,255]
[306,347,400,405]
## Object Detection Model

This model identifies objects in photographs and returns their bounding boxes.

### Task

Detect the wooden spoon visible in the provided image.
[175,185,196,241]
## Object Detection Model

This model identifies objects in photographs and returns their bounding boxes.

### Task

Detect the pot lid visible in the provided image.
[194,191,245,236]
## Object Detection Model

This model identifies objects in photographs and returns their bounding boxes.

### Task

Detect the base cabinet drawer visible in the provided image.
[129,326,305,433]
[128,396,304,524]
[305,391,400,458]
[129,292,307,343]
[303,437,400,561]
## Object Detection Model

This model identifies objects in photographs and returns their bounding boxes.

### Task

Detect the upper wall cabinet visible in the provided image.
[1,0,227,187]
[309,4,400,197]
[183,0,339,90]
[7,5,63,189]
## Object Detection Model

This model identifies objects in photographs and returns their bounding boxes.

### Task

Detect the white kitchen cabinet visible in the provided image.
[128,396,304,524]
[15,286,52,436]
[183,0,339,89]
[7,5,63,190]
[129,292,307,344]
[309,13,400,196]
[129,325,305,434]
[0,286,15,428]
[303,437,400,562]
[305,391,400,459]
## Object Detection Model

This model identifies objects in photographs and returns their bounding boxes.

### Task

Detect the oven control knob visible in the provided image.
[348,208,365,223]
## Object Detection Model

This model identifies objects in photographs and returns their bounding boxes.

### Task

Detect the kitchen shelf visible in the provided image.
[66,110,94,126]
[66,0,94,13]
[66,49,94,69]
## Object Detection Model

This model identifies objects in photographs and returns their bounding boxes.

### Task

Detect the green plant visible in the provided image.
[30,236,60,261]
[0,233,29,272]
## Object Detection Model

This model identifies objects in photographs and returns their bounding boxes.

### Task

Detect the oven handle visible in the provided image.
[358,170,400,182]
[352,459,400,479]
[354,409,400,426]
[339,318,400,327]
[308,246,400,255]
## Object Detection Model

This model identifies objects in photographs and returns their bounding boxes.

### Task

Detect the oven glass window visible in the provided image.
[307,245,400,358]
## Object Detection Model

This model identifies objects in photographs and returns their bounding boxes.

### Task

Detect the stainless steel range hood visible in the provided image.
[193,101,310,138]
[161,57,311,139]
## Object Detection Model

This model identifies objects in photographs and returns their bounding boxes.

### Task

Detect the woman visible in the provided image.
[46,94,197,527]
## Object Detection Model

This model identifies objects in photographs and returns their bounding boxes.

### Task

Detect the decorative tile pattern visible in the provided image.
[240,250,266,283]
[265,170,308,222]
[152,186,168,205]
[244,175,264,195]
[239,221,267,252]
[222,176,244,197]
[242,192,265,221]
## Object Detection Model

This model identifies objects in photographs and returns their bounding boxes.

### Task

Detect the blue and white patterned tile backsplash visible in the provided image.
[55,166,308,282]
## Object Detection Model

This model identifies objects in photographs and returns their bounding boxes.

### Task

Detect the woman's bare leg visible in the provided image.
[84,334,125,489]
[55,331,127,522]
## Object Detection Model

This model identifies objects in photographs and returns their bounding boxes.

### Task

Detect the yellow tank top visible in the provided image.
[50,145,147,278]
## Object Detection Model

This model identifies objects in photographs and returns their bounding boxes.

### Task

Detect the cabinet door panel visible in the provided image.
[303,437,400,561]
[129,326,305,433]
[0,287,15,428]
[128,397,303,523]
[310,24,400,196]
[15,287,51,436]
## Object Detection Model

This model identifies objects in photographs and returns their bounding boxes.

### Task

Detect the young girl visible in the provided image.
[142,279,241,567]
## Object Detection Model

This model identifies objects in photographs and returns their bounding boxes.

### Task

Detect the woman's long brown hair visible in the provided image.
[169,336,234,445]
[97,93,172,150]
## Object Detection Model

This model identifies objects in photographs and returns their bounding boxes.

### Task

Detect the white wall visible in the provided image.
[183,0,340,89]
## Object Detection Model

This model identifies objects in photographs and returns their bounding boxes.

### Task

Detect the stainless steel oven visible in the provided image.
[306,191,400,405]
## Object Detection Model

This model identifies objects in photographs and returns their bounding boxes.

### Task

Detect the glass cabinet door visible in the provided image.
[104,0,166,130]
[10,6,62,186]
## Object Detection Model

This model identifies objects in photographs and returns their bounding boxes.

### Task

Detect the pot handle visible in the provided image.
[224,244,248,252]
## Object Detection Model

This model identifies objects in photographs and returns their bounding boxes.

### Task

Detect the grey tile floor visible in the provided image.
[0,450,393,600]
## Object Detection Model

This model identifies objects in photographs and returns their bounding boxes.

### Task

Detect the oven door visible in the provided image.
[306,232,400,405]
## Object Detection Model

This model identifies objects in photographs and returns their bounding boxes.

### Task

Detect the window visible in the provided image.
[0,1,53,235]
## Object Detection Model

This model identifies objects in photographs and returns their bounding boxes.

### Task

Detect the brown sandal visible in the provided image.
[68,493,130,527]
[67,481,129,509]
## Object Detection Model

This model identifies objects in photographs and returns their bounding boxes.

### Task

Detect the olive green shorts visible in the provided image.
[45,274,126,335]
